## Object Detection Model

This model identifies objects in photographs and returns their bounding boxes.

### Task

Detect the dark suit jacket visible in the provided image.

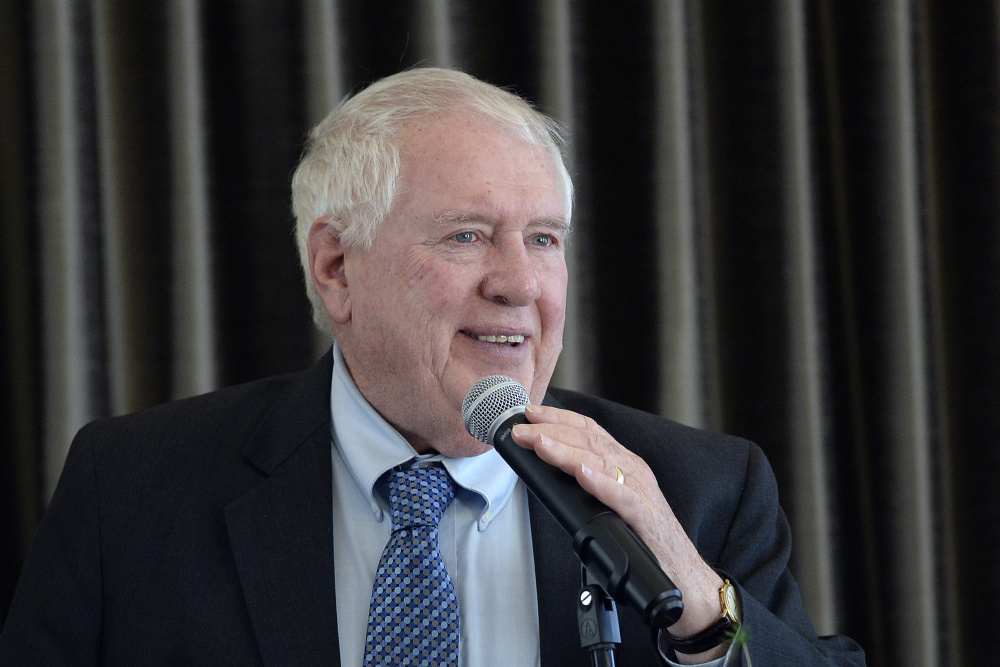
[0,352,864,665]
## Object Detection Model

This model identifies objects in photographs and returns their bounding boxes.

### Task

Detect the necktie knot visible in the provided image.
[387,466,455,531]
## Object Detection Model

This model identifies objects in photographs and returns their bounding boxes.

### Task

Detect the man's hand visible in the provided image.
[511,404,728,663]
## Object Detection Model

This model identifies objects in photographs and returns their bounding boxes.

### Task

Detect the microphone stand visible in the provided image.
[577,567,621,667]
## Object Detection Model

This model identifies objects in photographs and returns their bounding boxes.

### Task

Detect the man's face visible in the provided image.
[331,110,568,457]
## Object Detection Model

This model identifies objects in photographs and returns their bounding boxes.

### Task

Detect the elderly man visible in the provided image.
[0,68,864,665]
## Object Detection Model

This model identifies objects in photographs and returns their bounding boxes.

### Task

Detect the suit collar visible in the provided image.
[225,350,342,665]
[240,350,335,476]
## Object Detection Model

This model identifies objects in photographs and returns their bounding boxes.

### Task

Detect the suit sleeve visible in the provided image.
[717,442,865,666]
[0,423,103,665]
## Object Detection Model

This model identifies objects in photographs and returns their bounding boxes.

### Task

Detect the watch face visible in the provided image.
[724,584,741,623]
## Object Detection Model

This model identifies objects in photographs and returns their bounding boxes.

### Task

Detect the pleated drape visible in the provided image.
[3,2,999,666]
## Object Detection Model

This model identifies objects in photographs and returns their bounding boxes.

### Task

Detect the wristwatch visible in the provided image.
[662,579,742,655]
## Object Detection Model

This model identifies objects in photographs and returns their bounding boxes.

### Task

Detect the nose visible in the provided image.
[481,237,541,307]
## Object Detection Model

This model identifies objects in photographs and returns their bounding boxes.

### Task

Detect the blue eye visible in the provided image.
[454,232,476,243]
[531,235,553,247]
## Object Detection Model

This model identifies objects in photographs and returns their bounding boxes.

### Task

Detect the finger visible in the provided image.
[513,407,658,504]
[517,407,619,457]
[519,429,625,490]
[514,421,605,455]
[529,431,659,510]
[514,423,679,563]
[523,404,593,430]
[514,430,647,509]
[510,422,608,474]
[578,460,633,510]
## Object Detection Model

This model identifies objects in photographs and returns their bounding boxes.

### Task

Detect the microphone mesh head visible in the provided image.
[463,375,531,444]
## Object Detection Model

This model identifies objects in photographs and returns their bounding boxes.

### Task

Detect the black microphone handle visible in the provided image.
[491,409,684,630]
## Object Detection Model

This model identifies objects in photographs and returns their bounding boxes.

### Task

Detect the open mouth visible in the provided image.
[461,331,525,346]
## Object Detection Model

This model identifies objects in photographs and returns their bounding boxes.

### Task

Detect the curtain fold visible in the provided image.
[3,2,999,665]
[167,0,218,399]
[0,0,41,623]
[33,0,109,496]
[921,4,1000,665]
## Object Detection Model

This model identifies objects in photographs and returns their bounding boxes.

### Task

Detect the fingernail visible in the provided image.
[525,405,542,414]
[512,424,528,437]
[581,463,591,476]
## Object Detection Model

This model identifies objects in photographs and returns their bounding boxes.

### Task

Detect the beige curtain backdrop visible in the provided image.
[3,2,999,666]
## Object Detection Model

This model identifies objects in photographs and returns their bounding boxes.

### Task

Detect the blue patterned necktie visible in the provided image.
[363,466,460,666]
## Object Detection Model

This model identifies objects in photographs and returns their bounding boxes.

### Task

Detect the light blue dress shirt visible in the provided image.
[328,344,727,666]
[329,344,540,666]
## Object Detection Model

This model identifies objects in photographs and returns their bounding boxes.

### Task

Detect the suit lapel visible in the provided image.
[530,392,588,665]
[225,352,342,666]
[529,493,586,665]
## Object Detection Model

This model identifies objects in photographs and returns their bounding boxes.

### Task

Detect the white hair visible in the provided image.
[291,67,574,333]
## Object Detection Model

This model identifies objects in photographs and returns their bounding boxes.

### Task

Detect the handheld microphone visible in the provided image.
[462,376,683,630]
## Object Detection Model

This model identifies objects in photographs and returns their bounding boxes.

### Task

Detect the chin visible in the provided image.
[452,441,494,459]
[435,434,493,459]
[527,373,555,404]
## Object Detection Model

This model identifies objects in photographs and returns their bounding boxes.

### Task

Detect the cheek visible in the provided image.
[404,255,437,289]
[539,269,568,330]
[406,258,473,313]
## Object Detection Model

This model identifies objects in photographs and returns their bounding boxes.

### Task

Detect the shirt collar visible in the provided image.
[329,342,518,530]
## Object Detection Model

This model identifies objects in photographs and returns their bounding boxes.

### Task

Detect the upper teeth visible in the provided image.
[477,334,524,344]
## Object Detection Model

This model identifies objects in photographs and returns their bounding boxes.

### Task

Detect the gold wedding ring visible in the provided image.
[615,466,625,485]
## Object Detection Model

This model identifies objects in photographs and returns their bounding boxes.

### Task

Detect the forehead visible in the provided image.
[394,110,563,217]
[398,110,546,165]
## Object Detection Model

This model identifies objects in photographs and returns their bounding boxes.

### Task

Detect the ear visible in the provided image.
[308,218,352,325]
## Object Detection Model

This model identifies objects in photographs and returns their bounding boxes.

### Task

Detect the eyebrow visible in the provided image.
[433,209,569,231]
